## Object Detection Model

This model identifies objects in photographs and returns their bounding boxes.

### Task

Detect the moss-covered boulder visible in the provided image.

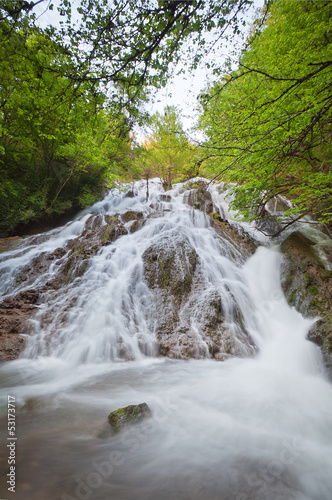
[108,403,152,433]
[121,211,144,224]
[281,231,332,373]
[143,232,198,301]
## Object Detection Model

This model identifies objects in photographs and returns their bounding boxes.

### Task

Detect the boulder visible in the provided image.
[182,180,214,214]
[143,231,256,361]
[281,231,332,374]
[108,403,152,433]
[143,231,198,300]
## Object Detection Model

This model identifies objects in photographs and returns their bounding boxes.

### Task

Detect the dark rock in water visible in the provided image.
[108,403,152,433]
[124,190,135,198]
[281,231,332,375]
[121,211,144,223]
[160,194,172,202]
[183,180,214,214]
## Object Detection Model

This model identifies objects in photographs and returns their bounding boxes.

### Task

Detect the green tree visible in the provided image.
[0,25,133,234]
[199,0,332,232]
[138,106,198,189]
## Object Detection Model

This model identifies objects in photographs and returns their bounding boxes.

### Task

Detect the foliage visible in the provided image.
[0,0,260,234]
[136,106,199,189]
[0,0,255,99]
[199,0,332,231]
[0,25,133,234]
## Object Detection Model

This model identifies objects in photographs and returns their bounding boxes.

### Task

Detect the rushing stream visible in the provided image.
[0,179,332,500]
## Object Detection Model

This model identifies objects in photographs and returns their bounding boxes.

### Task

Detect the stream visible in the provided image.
[0,179,332,500]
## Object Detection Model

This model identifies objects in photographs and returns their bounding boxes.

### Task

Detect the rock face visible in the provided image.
[142,230,256,360]
[0,290,40,360]
[108,403,152,433]
[281,231,332,372]
[143,232,198,298]
[209,214,256,261]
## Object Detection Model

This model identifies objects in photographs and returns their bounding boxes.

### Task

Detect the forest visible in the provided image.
[0,0,331,235]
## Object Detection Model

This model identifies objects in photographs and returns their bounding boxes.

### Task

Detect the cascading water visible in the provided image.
[0,178,331,500]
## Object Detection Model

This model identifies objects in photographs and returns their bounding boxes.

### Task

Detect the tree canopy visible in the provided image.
[2,0,331,235]
[135,106,198,189]
[0,23,133,234]
[0,0,256,235]
[199,0,332,232]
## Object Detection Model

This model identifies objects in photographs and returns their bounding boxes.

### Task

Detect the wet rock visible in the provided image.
[157,288,256,361]
[121,211,144,223]
[183,180,214,214]
[143,231,255,361]
[160,194,172,202]
[108,403,152,433]
[129,219,146,234]
[0,214,132,360]
[121,211,145,233]
[281,231,332,374]
[209,216,257,261]
[124,189,135,198]
[143,232,198,300]
[0,290,40,361]
[0,334,25,361]
[50,214,127,286]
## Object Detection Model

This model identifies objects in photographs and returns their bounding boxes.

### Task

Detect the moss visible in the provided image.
[304,273,310,287]
[108,408,125,433]
[308,285,319,296]
[280,232,322,265]
[212,212,223,222]
[108,403,151,433]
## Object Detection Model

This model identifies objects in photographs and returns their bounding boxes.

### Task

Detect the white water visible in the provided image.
[0,179,331,500]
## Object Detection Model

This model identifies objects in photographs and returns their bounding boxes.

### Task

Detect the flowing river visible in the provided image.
[0,179,332,500]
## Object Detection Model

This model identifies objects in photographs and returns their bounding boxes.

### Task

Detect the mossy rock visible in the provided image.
[142,232,198,301]
[281,232,332,368]
[121,211,144,223]
[280,231,322,264]
[211,212,223,222]
[108,403,152,433]
[209,216,257,260]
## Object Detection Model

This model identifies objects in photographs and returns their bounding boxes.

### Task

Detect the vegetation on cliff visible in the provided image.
[199,0,332,230]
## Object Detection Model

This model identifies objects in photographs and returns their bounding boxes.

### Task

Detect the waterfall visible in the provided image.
[0,178,331,500]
